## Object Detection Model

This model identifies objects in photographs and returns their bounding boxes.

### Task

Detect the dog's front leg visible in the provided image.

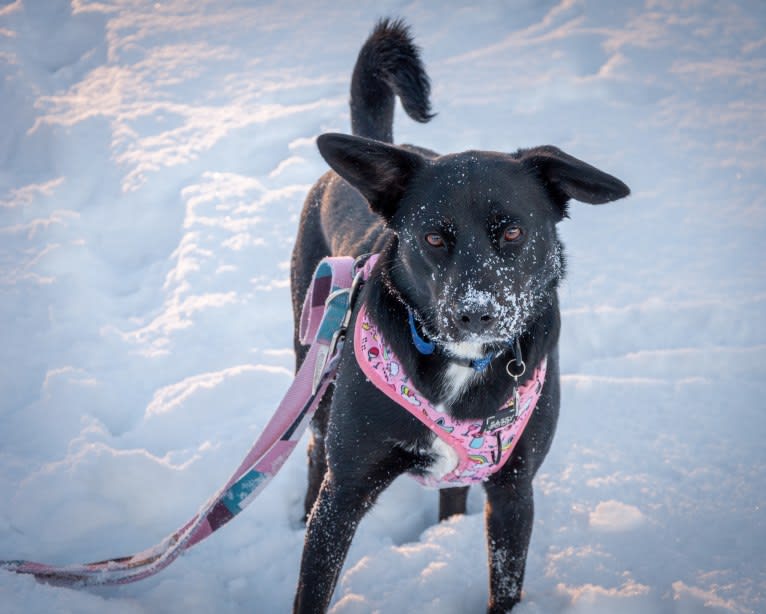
[294,467,399,613]
[302,390,333,521]
[483,471,535,613]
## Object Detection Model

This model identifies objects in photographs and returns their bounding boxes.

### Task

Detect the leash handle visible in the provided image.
[299,257,355,345]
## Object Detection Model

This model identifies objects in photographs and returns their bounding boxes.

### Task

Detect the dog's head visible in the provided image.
[317,133,629,353]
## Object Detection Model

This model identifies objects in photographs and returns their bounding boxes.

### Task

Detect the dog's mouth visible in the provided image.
[419,308,530,351]
[431,330,518,352]
[423,286,545,348]
[441,338,514,364]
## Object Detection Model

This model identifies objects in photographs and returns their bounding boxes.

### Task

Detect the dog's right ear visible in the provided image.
[519,145,630,216]
[316,133,424,221]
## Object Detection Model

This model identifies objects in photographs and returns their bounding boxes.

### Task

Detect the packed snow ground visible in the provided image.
[1,1,764,612]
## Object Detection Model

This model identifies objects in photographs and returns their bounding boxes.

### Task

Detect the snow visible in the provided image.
[1,0,764,612]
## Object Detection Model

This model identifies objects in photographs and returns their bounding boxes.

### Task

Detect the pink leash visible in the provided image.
[0,256,364,586]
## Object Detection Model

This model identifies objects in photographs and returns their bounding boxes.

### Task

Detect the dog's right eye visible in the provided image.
[424,232,445,248]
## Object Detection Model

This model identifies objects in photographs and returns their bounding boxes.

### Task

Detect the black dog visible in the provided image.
[290,19,629,613]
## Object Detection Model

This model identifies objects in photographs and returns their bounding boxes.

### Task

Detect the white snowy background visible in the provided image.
[1,0,764,612]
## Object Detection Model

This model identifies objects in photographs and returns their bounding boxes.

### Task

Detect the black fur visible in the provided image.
[350,18,434,142]
[290,19,630,613]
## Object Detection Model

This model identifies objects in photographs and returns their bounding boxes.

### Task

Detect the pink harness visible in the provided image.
[354,304,547,488]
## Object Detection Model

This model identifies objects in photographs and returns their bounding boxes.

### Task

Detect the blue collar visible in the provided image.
[407,309,435,355]
[468,352,496,372]
[407,309,500,372]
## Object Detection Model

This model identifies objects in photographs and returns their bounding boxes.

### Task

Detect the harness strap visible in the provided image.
[1,257,359,586]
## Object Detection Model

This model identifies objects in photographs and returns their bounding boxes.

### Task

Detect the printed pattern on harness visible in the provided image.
[354,304,547,488]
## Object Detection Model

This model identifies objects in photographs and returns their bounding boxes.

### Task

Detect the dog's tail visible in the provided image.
[350,18,434,143]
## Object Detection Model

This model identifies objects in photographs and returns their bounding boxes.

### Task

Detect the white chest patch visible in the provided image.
[442,362,476,403]
[441,341,484,404]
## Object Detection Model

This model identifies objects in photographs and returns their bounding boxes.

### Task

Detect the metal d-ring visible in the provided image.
[505,357,526,379]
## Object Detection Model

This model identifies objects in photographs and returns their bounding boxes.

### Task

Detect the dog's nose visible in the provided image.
[456,310,495,334]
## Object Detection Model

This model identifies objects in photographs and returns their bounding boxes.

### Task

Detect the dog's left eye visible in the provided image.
[424,232,446,248]
[503,225,523,243]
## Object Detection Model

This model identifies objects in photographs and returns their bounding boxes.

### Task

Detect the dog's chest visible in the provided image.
[440,342,485,404]
[404,363,480,482]
[355,309,537,485]
[402,419,460,481]
[441,362,477,404]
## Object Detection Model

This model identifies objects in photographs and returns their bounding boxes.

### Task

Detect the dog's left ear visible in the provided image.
[520,146,630,214]
[317,133,425,220]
